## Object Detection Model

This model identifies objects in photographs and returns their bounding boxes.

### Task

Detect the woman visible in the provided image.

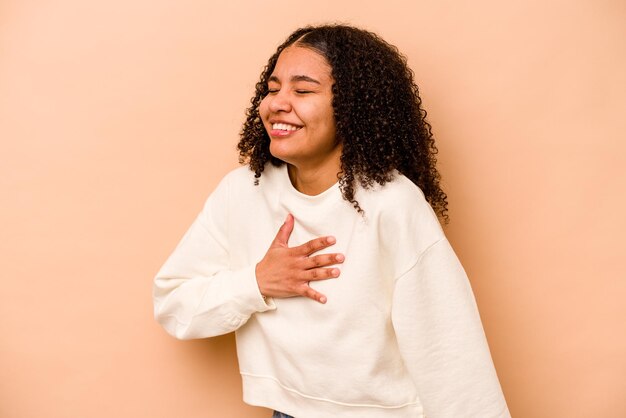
[153,24,511,418]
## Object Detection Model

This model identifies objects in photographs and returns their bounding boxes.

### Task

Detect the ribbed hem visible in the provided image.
[242,373,424,418]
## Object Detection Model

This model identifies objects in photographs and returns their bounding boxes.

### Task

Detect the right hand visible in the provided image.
[255,214,344,304]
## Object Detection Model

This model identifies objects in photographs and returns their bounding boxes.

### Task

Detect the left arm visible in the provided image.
[391,238,511,418]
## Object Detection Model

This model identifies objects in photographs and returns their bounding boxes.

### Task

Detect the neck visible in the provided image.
[287,160,341,196]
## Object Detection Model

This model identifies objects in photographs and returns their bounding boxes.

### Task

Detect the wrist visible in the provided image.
[255,262,268,302]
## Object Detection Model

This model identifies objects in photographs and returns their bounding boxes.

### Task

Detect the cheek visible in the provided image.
[320,106,336,134]
[259,97,270,121]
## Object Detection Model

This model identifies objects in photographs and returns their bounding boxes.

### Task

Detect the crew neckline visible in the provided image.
[278,164,341,205]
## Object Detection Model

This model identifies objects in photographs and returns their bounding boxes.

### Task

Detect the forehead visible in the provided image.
[271,46,333,81]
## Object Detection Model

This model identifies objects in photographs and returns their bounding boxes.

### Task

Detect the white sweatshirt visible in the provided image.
[153,164,511,418]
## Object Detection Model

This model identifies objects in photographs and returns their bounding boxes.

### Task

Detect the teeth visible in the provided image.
[272,123,300,131]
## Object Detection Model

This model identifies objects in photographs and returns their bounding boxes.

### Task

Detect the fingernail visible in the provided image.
[332,268,340,277]
[320,296,327,304]
[327,236,336,244]
[336,254,345,262]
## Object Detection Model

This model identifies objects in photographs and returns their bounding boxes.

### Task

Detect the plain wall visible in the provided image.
[1,1,624,417]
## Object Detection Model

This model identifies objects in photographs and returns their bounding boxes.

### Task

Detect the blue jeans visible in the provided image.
[272,411,294,418]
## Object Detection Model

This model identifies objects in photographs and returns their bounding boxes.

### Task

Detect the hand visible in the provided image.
[255,214,344,304]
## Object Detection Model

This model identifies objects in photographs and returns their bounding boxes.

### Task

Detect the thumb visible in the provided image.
[271,214,294,247]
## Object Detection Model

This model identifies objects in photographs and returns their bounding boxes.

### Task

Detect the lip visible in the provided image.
[269,128,300,138]
[267,119,303,138]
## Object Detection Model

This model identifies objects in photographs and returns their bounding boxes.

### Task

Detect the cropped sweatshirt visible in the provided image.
[153,164,511,418]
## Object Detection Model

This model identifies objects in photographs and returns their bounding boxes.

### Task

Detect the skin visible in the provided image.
[259,45,342,195]
[255,45,344,304]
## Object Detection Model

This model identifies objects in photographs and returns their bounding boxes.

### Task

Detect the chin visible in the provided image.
[269,144,296,164]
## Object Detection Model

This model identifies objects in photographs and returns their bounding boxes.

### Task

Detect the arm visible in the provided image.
[152,176,274,340]
[391,238,511,418]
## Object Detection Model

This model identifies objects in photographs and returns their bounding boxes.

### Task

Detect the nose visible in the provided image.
[267,89,292,113]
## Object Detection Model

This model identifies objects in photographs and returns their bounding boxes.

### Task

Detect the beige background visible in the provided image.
[1,0,625,417]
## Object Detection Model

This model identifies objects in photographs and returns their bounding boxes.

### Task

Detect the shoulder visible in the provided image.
[373,173,427,206]
[201,165,256,210]
[358,172,446,275]
[220,165,256,186]
[198,165,268,225]
[358,172,437,223]
[205,164,285,210]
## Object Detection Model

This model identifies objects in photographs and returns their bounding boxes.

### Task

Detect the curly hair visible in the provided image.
[237,24,448,223]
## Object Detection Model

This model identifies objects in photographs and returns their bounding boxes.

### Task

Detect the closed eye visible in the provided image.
[295,90,312,94]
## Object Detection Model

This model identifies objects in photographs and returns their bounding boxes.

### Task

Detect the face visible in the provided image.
[259,46,339,171]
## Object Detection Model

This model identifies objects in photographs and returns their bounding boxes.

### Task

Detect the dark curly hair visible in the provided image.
[237,24,448,223]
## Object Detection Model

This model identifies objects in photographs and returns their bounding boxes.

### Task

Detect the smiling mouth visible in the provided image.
[272,122,302,131]
[270,122,302,137]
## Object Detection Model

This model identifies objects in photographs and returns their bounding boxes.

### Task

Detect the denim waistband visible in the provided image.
[272,411,295,418]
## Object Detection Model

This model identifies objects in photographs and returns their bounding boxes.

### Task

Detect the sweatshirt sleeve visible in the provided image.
[152,174,275,340]
[391,238,511,418]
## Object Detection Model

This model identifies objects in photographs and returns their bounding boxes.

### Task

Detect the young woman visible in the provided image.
[153,24,511,418]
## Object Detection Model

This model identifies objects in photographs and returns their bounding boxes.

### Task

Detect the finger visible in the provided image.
[304,267,341,281]
[271,214,294,247]
[305,253,345,269]
[301,285,327,304]
[296,235,336,256]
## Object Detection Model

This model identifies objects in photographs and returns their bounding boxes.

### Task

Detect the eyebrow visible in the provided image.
[268,75,321,84]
